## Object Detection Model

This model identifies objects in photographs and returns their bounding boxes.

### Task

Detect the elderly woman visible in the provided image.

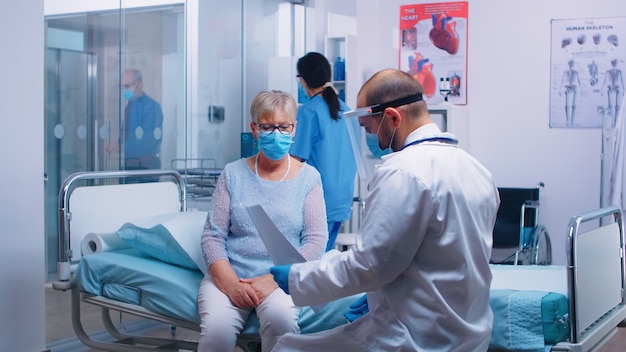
[198,90,328,352]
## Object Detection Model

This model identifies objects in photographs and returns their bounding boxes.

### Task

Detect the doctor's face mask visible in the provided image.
[365,114,392,159]
[366,134,392,159]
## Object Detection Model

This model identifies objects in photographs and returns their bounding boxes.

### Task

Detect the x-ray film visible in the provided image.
[247,204,326,312]
[246,204,305,266]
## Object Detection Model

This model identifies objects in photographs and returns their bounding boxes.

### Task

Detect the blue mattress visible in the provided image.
[75,248,355,334]
[76,249,570,346]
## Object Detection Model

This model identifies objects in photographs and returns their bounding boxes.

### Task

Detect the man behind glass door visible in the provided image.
[111,68,163,182]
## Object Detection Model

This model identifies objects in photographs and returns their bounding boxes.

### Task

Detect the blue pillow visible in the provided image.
[116,211,208,274]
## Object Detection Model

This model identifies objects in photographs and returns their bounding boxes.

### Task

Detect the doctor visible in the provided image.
[270,69,500,351]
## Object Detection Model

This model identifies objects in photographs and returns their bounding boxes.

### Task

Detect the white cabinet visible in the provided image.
[324,34,357,108]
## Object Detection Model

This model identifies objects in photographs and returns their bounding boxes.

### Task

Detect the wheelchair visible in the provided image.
[490,182,552,265]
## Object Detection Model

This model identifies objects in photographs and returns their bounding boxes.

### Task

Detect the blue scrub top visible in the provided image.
[290,95,358,222]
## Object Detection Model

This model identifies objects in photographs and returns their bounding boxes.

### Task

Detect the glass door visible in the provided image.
[44,5,185,280]
[44,48,97,280]
[43,0,306,281]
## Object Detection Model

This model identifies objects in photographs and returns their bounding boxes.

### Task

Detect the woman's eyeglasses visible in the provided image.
[254,123,294,135]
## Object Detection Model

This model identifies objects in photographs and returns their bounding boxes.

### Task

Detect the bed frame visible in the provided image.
[555,205,626,351]
[490,205,626,351]
[54,169,187,281]
[52,171,626,352]
[52,170,202,351]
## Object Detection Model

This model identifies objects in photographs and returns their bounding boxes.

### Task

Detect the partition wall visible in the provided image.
[44,0,307,280]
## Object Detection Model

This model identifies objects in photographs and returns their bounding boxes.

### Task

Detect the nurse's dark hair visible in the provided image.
[361,69,426,117]
[250,90,298,123]
[297,52,341,120]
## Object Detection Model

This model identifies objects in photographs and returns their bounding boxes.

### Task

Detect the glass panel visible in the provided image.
[243,0,304,116]
[44,48,95,279]
[43,0,305,280]
[43,2,309,345]
[192,1,243,166]
[194,0,306,161]
[44,4,185,280]
[115,6,185,178]
[185,0,303,209]
[181,1,243,209]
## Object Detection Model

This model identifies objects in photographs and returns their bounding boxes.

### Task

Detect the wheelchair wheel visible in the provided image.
[529,225,552,265]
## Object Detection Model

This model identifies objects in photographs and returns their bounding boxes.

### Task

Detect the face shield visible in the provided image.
[343,93,424,180]
[344,114,368,180]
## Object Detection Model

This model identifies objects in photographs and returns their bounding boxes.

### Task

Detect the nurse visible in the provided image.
[291,52,358,251]
[271,69,500,351]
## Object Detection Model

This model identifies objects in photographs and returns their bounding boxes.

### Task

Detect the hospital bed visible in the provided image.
[489,205,626,351]
[52,170,626,351]
[51,170,354,352]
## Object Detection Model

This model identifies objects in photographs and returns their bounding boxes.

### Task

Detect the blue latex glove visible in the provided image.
[343,294,369,322]
[270,264,292,294]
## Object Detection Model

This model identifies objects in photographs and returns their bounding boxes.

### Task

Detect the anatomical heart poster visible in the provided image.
[399,1,468,105]
[549,17,626,129]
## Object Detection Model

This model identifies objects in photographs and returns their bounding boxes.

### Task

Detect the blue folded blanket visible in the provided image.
[490,289,569,351]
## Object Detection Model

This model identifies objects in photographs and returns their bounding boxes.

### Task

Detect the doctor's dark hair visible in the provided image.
[297,52,341,120]
[250,90,298,123]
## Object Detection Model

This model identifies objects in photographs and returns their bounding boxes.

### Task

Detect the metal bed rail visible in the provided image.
[70,288,200,352]
[565,205,626,346]
[53,169,186,289]
[171,158,221,199]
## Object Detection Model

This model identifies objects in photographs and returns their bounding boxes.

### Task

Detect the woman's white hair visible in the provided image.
[250,90,297,123]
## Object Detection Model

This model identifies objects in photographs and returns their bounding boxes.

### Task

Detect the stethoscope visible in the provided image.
[399,136,458,151]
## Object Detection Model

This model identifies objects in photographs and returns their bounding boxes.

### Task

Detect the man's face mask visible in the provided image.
[365,113,395,159]
[123,89,134,101]
[366,133,392,159]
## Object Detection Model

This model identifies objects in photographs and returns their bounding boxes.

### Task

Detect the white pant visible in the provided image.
[198,275,300,352]
[271,302,416,352]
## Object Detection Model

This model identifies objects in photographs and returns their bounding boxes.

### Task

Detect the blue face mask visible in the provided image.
[258,130,293,160]
[366,114,393,159]
[366,133,392,159]
[123,89,134,101]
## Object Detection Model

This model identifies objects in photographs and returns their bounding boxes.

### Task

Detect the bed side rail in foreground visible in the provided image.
[50,170,193,351]
[53,169,186,290]
[554,206,626,351]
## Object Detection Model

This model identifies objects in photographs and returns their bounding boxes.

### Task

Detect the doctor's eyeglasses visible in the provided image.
[254,123,295,135]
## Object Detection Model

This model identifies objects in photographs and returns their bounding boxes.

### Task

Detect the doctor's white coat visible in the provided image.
[273,124,500,352]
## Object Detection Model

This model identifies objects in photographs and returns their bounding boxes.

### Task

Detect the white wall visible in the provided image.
[352,0,626,264]
[0,1,46,351]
